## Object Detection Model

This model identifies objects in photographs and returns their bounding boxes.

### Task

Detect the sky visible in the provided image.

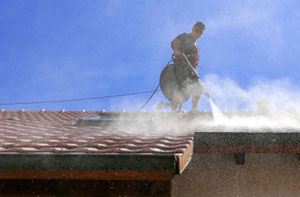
[1,0,300,111]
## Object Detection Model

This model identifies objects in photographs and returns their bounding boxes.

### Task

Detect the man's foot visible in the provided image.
[189,109,201,115]
[169,110,183,119]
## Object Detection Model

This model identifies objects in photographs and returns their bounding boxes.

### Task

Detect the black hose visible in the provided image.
[136,83,160,111]
[136,59,173,111]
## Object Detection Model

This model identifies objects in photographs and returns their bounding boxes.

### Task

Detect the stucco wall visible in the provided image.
[172,153,300,197]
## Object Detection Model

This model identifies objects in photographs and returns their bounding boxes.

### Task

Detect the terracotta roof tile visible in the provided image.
[0,111,194,178]
[0,111,193,155]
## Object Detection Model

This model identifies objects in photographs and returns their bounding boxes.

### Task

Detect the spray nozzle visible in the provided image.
[205,92,210,99]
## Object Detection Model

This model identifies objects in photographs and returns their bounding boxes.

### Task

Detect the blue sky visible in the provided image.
[1,0,300,111]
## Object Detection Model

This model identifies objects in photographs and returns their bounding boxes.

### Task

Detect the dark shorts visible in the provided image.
[172,60,205,98]
[173,60,197,90]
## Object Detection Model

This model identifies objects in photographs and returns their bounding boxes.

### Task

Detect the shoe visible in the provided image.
[168,110,183,119]
[189,109,200,116]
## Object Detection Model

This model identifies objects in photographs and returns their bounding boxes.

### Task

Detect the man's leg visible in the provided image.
[191,94,201,111]
[156,101,172,111]
[191,83,204,111]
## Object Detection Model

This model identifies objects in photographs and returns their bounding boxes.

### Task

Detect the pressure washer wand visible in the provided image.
[181,53,211,99]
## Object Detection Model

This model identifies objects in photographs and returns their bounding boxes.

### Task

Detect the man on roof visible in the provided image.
[171,21,206,112]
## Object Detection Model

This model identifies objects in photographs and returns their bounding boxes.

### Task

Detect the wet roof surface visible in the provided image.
[0,111,193,154]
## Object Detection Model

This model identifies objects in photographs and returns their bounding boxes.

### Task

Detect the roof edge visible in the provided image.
[0,153,177,173]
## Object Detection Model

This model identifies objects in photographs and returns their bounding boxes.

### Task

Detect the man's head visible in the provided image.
[192,21,205,39]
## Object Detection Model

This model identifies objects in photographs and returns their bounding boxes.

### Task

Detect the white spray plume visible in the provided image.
[199,74,300,129]
[203,74,300,111]
[105,74,300,135]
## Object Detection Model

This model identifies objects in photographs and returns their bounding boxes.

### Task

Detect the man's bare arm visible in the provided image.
[171,38,182,57]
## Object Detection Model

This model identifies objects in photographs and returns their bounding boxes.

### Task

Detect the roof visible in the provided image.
[0,110,193,180]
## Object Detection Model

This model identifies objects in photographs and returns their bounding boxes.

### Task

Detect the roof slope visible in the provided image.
[0,111,193,180]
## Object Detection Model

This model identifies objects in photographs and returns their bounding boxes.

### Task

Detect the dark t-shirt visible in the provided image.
[175,33,199,67]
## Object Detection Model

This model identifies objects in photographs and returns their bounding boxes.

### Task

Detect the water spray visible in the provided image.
[181,53,222,118]
[154,53,221,116]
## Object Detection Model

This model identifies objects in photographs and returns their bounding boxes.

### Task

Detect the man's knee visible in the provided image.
[187,82,203,96]
[194,86,203,97]
[173,89,186,103]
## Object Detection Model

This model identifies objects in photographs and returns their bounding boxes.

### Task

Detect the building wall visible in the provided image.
[172,153,300,197]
